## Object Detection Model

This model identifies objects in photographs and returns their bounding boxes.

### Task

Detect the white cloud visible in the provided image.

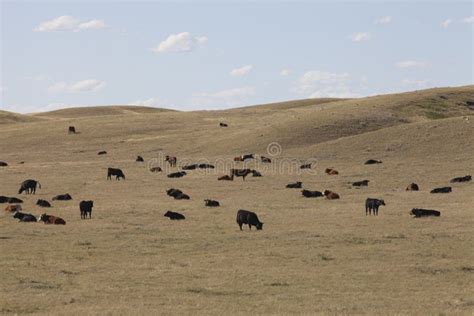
[441,19,452,28]
[350,32,371,42]
[280,69,292,76]
[293,70,359,98]
[151,32,208,53]
[374,16,392,24]
[230,65,253,77]
[48,79,106,94]
[395,60,429,69]
[34,16,107,32]
[401,78,432,88]
[461,16,474,24]
[190,86,256,108]
[129,97,162,107]
[77,20,107,31]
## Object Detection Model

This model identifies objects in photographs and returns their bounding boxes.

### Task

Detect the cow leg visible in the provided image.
[239,223,243,231]
[248,224,252,230]
[366,207,369,215]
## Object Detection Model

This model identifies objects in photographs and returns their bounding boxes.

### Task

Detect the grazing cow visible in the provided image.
[136,156,144,162]
[13,211,37,222]
[261,156,272,163]
[0,161,8,167]
[38,214,66,225]
[231,168,252,181]
[198,163,215,169]
[36,199,51,208]
[365,159,382,165]
[234,156,244,162]
[166,188,190,200]
[165,155,177,167]
[252,170,262,177]
[204,199,220,207]
[168,171,187,178]
[236,209,263,231]
[302,189,323,198]
[98,151,107,155]
[365,198,385,216]
[450,175,472,183]
[406,183,419,191]
[286,181,302,189]
[352,180,369,187]
[164,211,185,220]
[430,187,452,194]
[300,163,312,169]
[107,168,125,180]
[52,193,72,201]
[323,190,340,200]
[79,200,93,219]
[150,167,162,173]
[68,126,76,134]
[325,168,339,175]
[7,197,23,204]
[410,208,441,218]
[18,179,41,194]
[5,204,22,213]
[220,122,228,127]
[218,175,234,181]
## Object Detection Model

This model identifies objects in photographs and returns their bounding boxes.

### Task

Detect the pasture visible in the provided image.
[1,87,473,315]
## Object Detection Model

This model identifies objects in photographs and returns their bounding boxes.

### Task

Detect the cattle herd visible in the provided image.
[0,126,472,229]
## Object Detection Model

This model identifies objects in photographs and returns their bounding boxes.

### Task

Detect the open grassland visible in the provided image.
[1,86,474,315]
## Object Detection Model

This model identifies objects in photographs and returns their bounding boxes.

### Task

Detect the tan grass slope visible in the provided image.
[0,86,473,315]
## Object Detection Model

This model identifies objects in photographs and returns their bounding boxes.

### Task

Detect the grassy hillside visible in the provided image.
[0,110,44,125]
[31,105,175,119]
[0,86,473,315]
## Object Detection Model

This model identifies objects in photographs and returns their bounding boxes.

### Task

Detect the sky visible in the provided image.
[0,1,473,113]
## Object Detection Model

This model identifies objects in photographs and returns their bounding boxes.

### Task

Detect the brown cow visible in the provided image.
[234,156,244,162]
[218,175,234,181]
[4,204,22,213]
[325,168,339,175]
[165,155,177,167]
[150,167,162,173]
[323,190,340,200]
[38,214,66,225]
[406,183,419,191]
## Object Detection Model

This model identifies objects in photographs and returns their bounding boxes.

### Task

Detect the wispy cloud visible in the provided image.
[441,19,452,28]
[34,15,107,32]
[395,60,429,69]
[151,32,208,53]
[350,32,371,42]
[190,86,256,108]
[48,79,106,94]
[460,16,474,24]
[230,65,253,77]
[293,70,359,98]
[374,16,392,24]
[280,69,292,76]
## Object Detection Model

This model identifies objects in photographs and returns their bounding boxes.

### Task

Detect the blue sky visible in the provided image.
[1,1,472,113]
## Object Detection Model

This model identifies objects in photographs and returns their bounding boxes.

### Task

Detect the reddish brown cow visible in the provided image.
[325,168,339,175]
[38,214,66,225]
[4,204,22,213]
[165,155,177,167]
[323,190,340,200]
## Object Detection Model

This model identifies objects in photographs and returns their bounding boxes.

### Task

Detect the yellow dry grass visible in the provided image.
[1,86,473,315]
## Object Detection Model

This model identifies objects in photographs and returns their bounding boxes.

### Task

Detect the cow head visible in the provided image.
[256,222,263,230]
[13,211,21,219]
[380,200,386,206]
[18,187,24,194]
[38,214,45,222]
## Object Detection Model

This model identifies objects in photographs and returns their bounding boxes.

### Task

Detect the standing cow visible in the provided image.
[68,126,76,134]
[236,210,263,231]
[18,179,41,194]
[365,198,385,216]
[79,200,94,219]
[165,155,177,167]
[107,168,125,180]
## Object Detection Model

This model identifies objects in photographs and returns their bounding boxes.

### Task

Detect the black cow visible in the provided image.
[450,175,471,183]
[150,167,162,173]
[406,183,419,191]
[365,198,385,216]
[13,211,37,222]
[7,197,23,204]
[107,168,125,180]
[286,181,302,189]
[18,179,41,194]
[410,208,441,218]
[300,163,312,169]
[242,154,254,161]
[236,209,263,231]
[36,199,51,208]
[302,189,323,198]
[231,168,252,181]
[52,193,72,201]
[220,122,228,127]
[136,156,144,162]
[166,188,190,200]
[164,211,185,220]
[198,163,215,169]
[182,164,198,170]
[79,200,93,219]
[365,159,382,165]
[430,187,452,194]
[261,156,271,163]
[0,196,9,203]
[352,180,369,187]
[98,151,107,155]
[167,171,187,178]
[68,126,76,134]
[252,170,262,177]
[204,199,220,207]
[0,161,8,167]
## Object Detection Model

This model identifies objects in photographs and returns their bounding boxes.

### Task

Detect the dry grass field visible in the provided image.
[1,86,473,315]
